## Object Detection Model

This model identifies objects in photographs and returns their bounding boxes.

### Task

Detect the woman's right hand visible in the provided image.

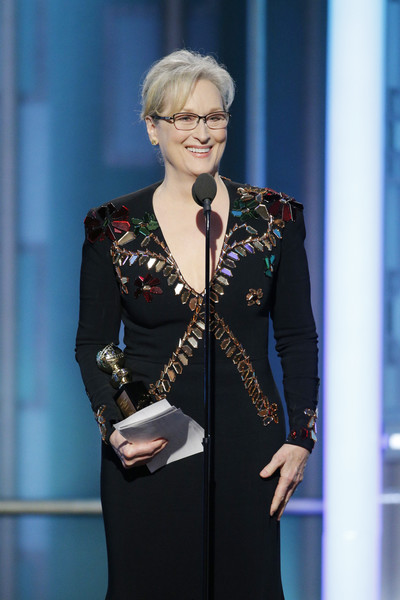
[109,429,168,469]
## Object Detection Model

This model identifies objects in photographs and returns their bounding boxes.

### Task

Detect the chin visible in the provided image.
[189,161,219,178]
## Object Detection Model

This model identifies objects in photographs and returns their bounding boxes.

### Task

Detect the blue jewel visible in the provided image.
[264,254,275,278]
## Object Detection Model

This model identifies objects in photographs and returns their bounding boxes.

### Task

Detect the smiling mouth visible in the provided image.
[186,146,212,156]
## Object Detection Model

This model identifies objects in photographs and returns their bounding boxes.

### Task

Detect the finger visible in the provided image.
[120,438,168,460]
[270,486,287,517]
[276,485,297,520]
[120,439,168,467]
[270,476,296,516]
[271,477,302,519]
[276,498,289,521]
[270,475,289,515]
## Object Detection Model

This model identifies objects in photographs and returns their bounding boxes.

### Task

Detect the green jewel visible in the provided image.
[131,212,159,236]
[231,198,261,222]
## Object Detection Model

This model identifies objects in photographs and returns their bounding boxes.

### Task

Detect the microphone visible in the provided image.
[192,173,217,213]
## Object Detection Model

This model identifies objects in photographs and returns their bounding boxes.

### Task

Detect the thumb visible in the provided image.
[259,453,282,479]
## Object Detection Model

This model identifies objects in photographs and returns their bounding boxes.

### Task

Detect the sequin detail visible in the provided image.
[264,255,275,278]
[131,212,159,237]
[150,301,205,399]
[134,273,163,302]
[246,288,263,306]
[110,242,198,306]
[288,408,318,443]
[88,184,302,427]
[85,203,130,243]
[95,405,107,442]
[232,185,301,224]
[211,312,278,425]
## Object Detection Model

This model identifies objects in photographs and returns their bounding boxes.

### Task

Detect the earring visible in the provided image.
[151,139,158,146]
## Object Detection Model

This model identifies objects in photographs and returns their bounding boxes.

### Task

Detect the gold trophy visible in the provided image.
[96,344,153,417]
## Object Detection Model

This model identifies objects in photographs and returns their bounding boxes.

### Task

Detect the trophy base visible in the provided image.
[114,381,154,417]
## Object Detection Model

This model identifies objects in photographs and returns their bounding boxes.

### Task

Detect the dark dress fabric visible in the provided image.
[76,179,319,600]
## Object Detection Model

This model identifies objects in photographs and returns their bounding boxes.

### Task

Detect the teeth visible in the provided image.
[187,147,210,154]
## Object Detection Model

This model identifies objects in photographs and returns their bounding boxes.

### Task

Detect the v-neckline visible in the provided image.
[151,179,235,296]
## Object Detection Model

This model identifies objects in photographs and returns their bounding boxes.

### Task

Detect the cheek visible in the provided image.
[215,130,227,146]
[216,134,227,153]
[158,131,187,155]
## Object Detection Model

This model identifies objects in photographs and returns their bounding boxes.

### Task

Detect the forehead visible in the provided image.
[163,79,223,114]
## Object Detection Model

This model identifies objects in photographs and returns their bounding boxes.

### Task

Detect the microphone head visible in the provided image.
[191,173,217,208]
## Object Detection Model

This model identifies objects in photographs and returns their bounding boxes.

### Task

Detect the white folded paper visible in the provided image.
[113,399,204,473]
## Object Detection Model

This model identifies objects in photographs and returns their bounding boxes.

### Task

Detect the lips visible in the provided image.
[186,146,212,156]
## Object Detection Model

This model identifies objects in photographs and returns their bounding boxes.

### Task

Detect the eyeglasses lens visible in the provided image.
[174,113,229,130]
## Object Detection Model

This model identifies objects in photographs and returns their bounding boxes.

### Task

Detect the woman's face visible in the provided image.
[146,79,227,181]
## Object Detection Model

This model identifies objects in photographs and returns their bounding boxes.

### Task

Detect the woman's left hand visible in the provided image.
[259,444,310,520]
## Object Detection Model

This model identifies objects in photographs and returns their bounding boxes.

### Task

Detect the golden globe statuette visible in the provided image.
[96,344,153,417]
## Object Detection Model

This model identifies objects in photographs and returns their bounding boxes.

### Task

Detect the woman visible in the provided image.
[76,49,319,600]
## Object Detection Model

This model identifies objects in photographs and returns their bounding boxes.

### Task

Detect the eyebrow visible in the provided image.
[179,107,224,114]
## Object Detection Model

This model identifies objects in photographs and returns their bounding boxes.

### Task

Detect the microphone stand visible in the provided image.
[202,197,213,600]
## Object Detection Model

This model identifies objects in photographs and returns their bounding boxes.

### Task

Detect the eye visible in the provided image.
[175,113,197,123]
[207,112,225,122]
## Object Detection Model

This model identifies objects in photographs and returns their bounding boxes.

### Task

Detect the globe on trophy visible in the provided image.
[96,343,153,417]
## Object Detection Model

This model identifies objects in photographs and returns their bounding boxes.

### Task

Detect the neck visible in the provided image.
[159,170,222,206]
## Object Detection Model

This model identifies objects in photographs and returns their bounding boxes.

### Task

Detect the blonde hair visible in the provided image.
[141,49,235,119]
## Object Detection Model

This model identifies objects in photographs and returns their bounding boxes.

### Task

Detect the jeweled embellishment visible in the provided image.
[134,273,163,302]
[264,255,275,278]
[268,197,300,222]
[232,185,301,228]
[95,405,107,441]
[152,307,204,394]
[131,212,159,237]
[211,312,278,426]
[115,266,129,294]
[246,288,263,306]
[288,408,318,443]
[85,203,130,243]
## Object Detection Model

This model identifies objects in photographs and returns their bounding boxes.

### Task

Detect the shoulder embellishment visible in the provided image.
[84,204,160,246]
[131,212,159,237]
[232,185,302,224]
[84,203,130,243]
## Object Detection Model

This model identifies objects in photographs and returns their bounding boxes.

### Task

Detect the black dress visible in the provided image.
[76,179,319,600]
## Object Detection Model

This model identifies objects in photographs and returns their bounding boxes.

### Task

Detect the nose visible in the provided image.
[193,118,210,140]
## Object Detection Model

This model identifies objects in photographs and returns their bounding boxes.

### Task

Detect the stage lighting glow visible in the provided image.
[388,434,400,451]
[323,1,385,599]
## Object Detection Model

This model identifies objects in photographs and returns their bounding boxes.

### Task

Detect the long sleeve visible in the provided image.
[75,232,123,443]
[270,208,319,452]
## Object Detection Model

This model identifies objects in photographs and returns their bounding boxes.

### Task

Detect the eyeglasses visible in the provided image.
[152,111,231,131]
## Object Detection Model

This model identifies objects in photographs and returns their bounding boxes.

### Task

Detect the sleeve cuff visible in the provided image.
[285,408,318,452]
[94,403,122,444]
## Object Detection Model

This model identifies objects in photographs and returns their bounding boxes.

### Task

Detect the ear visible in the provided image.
[145,116,158,145]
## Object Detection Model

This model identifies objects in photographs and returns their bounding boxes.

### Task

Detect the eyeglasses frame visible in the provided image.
[151,111,231,130]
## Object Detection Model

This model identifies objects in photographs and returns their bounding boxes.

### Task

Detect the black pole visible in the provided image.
[202,198,212,600]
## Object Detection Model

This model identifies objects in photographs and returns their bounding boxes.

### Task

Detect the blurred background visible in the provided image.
[0,0,398,598]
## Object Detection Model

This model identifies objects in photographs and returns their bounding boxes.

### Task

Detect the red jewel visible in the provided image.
[281,202,293,222]
[84,203,130,243]
[300,428,309,439]
[134,274,163,303]
[267,200,281,218]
